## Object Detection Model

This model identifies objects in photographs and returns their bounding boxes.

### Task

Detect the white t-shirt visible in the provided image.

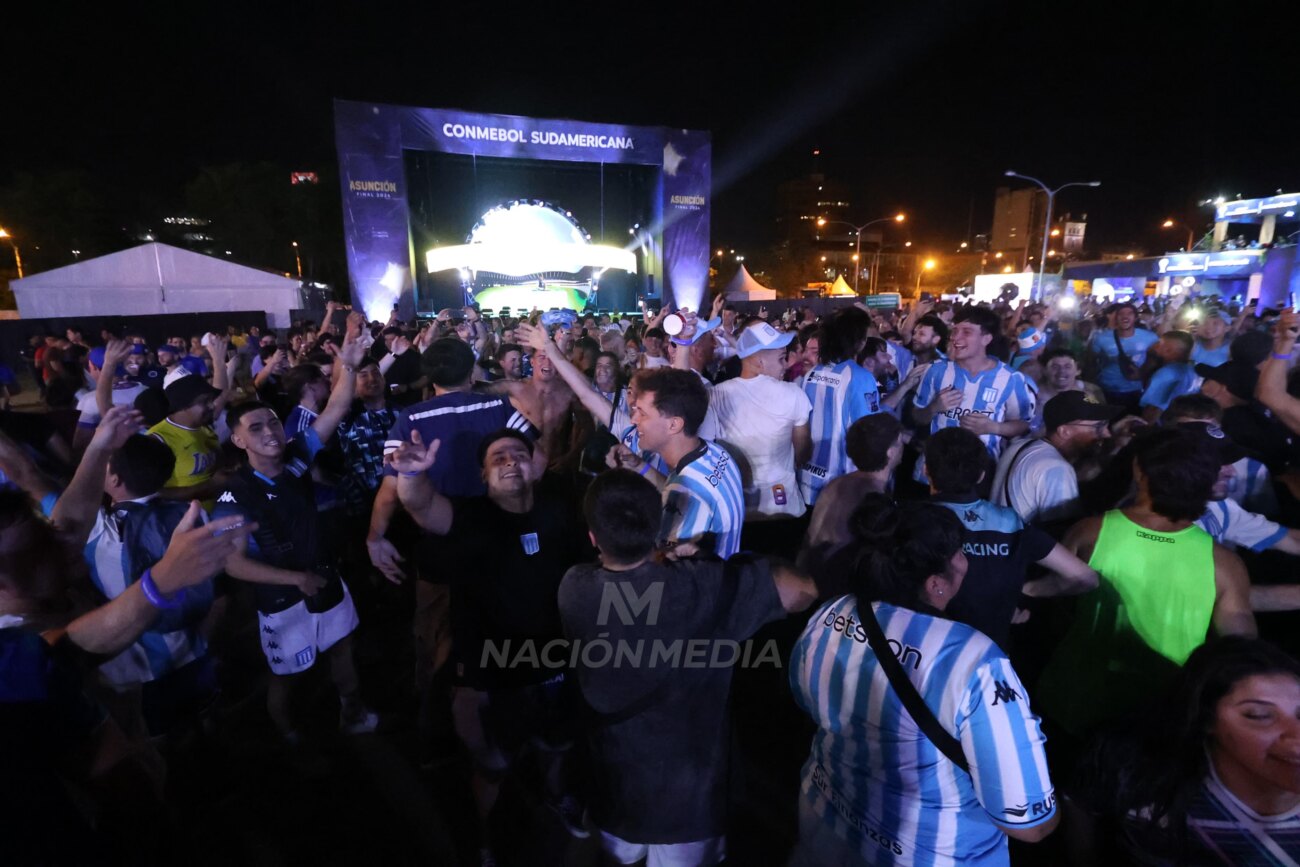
[991,437,1080,524]
[76,381,145,428]
[710,374,813,517]
[642,354,671,369]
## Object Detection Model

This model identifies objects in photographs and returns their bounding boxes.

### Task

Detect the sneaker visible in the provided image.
[547,795,591,839]
[339,706,380,735]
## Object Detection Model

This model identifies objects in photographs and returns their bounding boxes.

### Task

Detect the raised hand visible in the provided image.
[151,502,256,594]
[91,405,145,451]
[515,322,551,352]
[103,338,132,371]
[385,429,441,475]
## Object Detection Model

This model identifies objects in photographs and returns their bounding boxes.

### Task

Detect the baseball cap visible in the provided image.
[1017,327,1046,352]
[164,373,219,412]
[156,344,178,356]
[737,322,796,359]
[1195,359,1258,402]
[128,344,146,355]
[1042,391,1124,431]
[1175,420,1247,465]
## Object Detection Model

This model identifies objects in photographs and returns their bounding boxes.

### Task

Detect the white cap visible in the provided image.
[737,322,796,359]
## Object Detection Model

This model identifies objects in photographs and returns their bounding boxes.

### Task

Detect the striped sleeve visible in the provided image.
[661,481,709,547]
[956,655,1056,828]
[913,362,943,409]
[1003,371,1036,425]
[380,409,411,478]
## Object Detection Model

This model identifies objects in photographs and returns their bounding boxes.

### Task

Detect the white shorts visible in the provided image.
[599,829,725,867]
[256,583,359,675]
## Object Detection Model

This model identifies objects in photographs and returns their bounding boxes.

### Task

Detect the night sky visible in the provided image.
[5,3,1299,258]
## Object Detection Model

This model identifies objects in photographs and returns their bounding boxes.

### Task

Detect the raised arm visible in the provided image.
[365,475,407,585]
[50,406,142,547]
[95,339,133,418]
[516,322,613,424]
[389,430,454,535]
[310,315,366,443]
[1257,309,1300,434]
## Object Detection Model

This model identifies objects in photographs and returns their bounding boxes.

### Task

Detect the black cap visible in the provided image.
[1175,421,1247,465]
[1230,330,1272,366]
[1043,391,1124,431]
[1195,359,1258,402]
[164,374,220,412]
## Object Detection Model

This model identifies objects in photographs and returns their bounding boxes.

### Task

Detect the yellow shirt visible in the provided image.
[148,418,220,495]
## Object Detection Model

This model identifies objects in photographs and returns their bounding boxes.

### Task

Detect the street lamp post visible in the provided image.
[0,228,24,279]
[817,213,905,294]
[1162,219,1195,252]
[915,258,936,295]
[291,241,303,279]
[1004,172,1100,301]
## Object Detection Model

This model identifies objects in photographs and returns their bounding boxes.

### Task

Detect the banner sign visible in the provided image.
[1156,249,1266,278]
[334,100,710,319]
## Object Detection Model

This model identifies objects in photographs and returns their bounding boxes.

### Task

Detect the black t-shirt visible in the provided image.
[933,494,1056,650]
[1222,404,1292,473]
[213,433,345,614]
[435,479,589,689]
[386,348,424,408]
[557,555,784,843]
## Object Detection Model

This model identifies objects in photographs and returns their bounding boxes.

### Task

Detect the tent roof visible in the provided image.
[828,275,856,296]
[723,264,777,298]
[11,243,300,291]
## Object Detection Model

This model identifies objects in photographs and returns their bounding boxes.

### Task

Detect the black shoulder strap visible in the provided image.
[860,603,970,773]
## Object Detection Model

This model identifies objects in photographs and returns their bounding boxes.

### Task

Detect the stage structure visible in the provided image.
[334,100,711,320]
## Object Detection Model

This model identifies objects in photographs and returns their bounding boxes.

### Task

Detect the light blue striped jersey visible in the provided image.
[791,598,1056,866]
[1196,498,1287,552]
[619,424,671,477]
[800,360,883,505]
[912,360,1036,483]
[661,439,745,558]
[83,500,210,686]
[1191,340,1231,368]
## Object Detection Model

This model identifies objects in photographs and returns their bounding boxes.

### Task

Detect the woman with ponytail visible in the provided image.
[787,493,1060,866]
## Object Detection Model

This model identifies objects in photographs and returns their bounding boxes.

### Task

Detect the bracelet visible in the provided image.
[139,568,184,610]
[636,462,651,476]
[399,471,423,477]
[1274,352,1294,360]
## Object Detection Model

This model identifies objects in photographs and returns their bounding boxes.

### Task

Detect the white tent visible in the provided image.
[722,264,777,301]
[12,243,303,328]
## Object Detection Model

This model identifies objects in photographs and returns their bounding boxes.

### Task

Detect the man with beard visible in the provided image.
[992,391,1123,525]
[891,306,949,380]
[496,342,524,381]
[146,339,234,507]
[1090,301,1158,409]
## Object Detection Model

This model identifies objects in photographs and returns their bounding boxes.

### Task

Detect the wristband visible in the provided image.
[1274,353,1294,360]
[636,462,651,476]
[139,568,185,610]
[399,471,423,477]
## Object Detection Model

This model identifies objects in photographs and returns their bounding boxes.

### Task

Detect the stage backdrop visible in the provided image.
[333,100,710,321]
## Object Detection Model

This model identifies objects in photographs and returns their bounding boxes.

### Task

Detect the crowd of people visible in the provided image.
[4,291,1300,866]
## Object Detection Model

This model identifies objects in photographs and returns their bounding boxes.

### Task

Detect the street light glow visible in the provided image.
[1050,229,1060,237]
[924,259,936,270]
[1162,219,1175,228]
[894,213,905,222]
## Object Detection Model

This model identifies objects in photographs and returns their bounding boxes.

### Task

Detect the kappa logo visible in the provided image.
[217,491,237,504]
[963,508,981,523]
[1136,530,1175,544]
[262,625,276,634]
[991,680,1021,706]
